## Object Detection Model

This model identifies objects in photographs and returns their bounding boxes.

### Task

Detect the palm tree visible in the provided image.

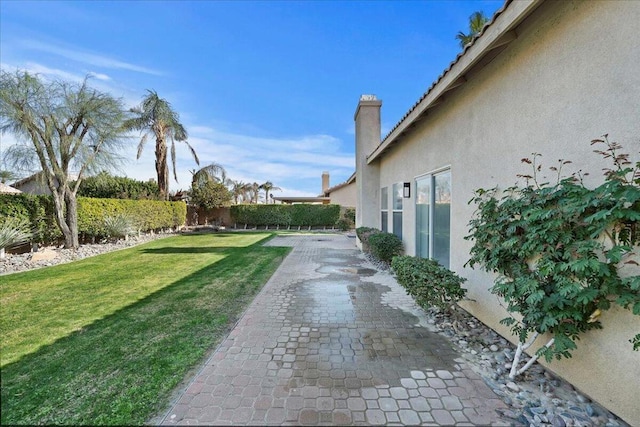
[230,180,250,204]
[124,90,199,200]
[0,170,16,184]
[260,181,281,204]
[456,11,489,48]
[190,162,227,188]
[249,182,261,204]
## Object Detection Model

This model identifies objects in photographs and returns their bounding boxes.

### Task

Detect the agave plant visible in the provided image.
[103,214,135,240]
[0,216,33,259]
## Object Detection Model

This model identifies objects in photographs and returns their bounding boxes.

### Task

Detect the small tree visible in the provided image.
[466,135,640,379]
[0,70,128,248]
[190,180,231,209]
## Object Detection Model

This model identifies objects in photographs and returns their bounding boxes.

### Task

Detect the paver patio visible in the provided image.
[160,234,507,425]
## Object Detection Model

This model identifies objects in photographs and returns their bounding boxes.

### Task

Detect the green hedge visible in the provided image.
[0,194,186,242]
[391,256,467,314]
[76,172,160,200]
[230,204,340,227]
[0,194,61,243]
[78,197,186,237]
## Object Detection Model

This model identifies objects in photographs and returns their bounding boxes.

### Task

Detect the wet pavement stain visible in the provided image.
[161,235,507,426]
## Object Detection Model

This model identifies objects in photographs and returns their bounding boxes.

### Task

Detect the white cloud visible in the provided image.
[22,62,86,83]
[88,72,111,81]
[21,40,162,76]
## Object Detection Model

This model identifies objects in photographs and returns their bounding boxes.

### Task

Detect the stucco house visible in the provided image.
[354,0,639,422]
[12,171,79,195]
[321,172,356,208]
[0,183,21,194]
[273,171,356,206]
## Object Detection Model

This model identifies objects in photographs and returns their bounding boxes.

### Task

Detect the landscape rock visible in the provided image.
[1,232,173,275]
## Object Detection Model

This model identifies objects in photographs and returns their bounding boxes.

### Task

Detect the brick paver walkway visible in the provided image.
[160,234,507,425]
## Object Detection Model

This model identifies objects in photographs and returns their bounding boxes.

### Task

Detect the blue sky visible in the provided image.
[1,0,502,198]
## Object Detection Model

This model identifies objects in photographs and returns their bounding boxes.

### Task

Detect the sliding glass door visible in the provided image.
[415,170,451,268]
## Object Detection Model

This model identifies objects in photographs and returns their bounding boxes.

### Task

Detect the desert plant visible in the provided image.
[368,232,404,263]
[0,216,32,258]
[466,135,640,379]
[103,214,135,239]
[392,256,467,314]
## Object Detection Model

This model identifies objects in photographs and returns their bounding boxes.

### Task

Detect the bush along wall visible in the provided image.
[368,232,404,264]
[0,194,61,244]
[466,136,640,379]
[355,227,382,252]
[230,204,341,228]
[0,194,186,243]
[77,197,186,238]
[391,256,467,315]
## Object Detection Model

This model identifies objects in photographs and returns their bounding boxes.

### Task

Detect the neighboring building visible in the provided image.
[321,172,356,208]
[12,171,79,195]
[273,171,355,206]
[354,0,639,422]
[0,183,21,194]
[271,196,330,205]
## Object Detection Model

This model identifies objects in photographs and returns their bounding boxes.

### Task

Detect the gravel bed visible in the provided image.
[0,232,174,275]
[364,253,628,426]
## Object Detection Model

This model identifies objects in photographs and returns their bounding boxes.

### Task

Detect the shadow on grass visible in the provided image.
[1,243,290,426]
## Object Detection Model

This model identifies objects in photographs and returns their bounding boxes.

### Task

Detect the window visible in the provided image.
[380,187,388,232]
[392,182,403,240]
[415,169,451,268]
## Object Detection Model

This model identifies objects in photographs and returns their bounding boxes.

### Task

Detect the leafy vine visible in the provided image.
[465,135,639,379]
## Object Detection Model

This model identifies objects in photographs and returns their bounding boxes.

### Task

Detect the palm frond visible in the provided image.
[136,134,148,159]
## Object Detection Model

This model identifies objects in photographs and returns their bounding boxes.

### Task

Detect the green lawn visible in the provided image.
[0,232,290,425]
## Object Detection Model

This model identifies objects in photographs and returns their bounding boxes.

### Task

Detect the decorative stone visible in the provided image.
[551,414,566,427]
[506,381,520,392]
[490,344,499,352]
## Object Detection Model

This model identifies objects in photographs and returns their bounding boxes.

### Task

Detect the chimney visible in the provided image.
[354,94,382,228]
[322,171,330,194]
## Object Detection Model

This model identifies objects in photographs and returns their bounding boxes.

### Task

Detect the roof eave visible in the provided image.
[367,0,543,164]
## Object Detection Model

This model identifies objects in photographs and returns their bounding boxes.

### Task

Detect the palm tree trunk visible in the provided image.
[156,137,169,200]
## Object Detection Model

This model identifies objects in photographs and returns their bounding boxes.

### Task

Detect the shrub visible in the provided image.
[355,226,382,251]
[335,218,352,231]
[392,256,467,314]
[103,214,135,239]
[0,216,33,258]
[76,172,160,200]
[335,207,355,231]
[368,232,404,263]
[78,198,186,237]
[0,194,60,244]
[466,135,640,378]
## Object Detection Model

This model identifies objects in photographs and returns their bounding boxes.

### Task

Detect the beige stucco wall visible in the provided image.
[329,182,356,208]
[368,0,640,422]
[14,179,52,195]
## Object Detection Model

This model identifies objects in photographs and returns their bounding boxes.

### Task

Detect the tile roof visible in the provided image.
[368,0,543,163]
